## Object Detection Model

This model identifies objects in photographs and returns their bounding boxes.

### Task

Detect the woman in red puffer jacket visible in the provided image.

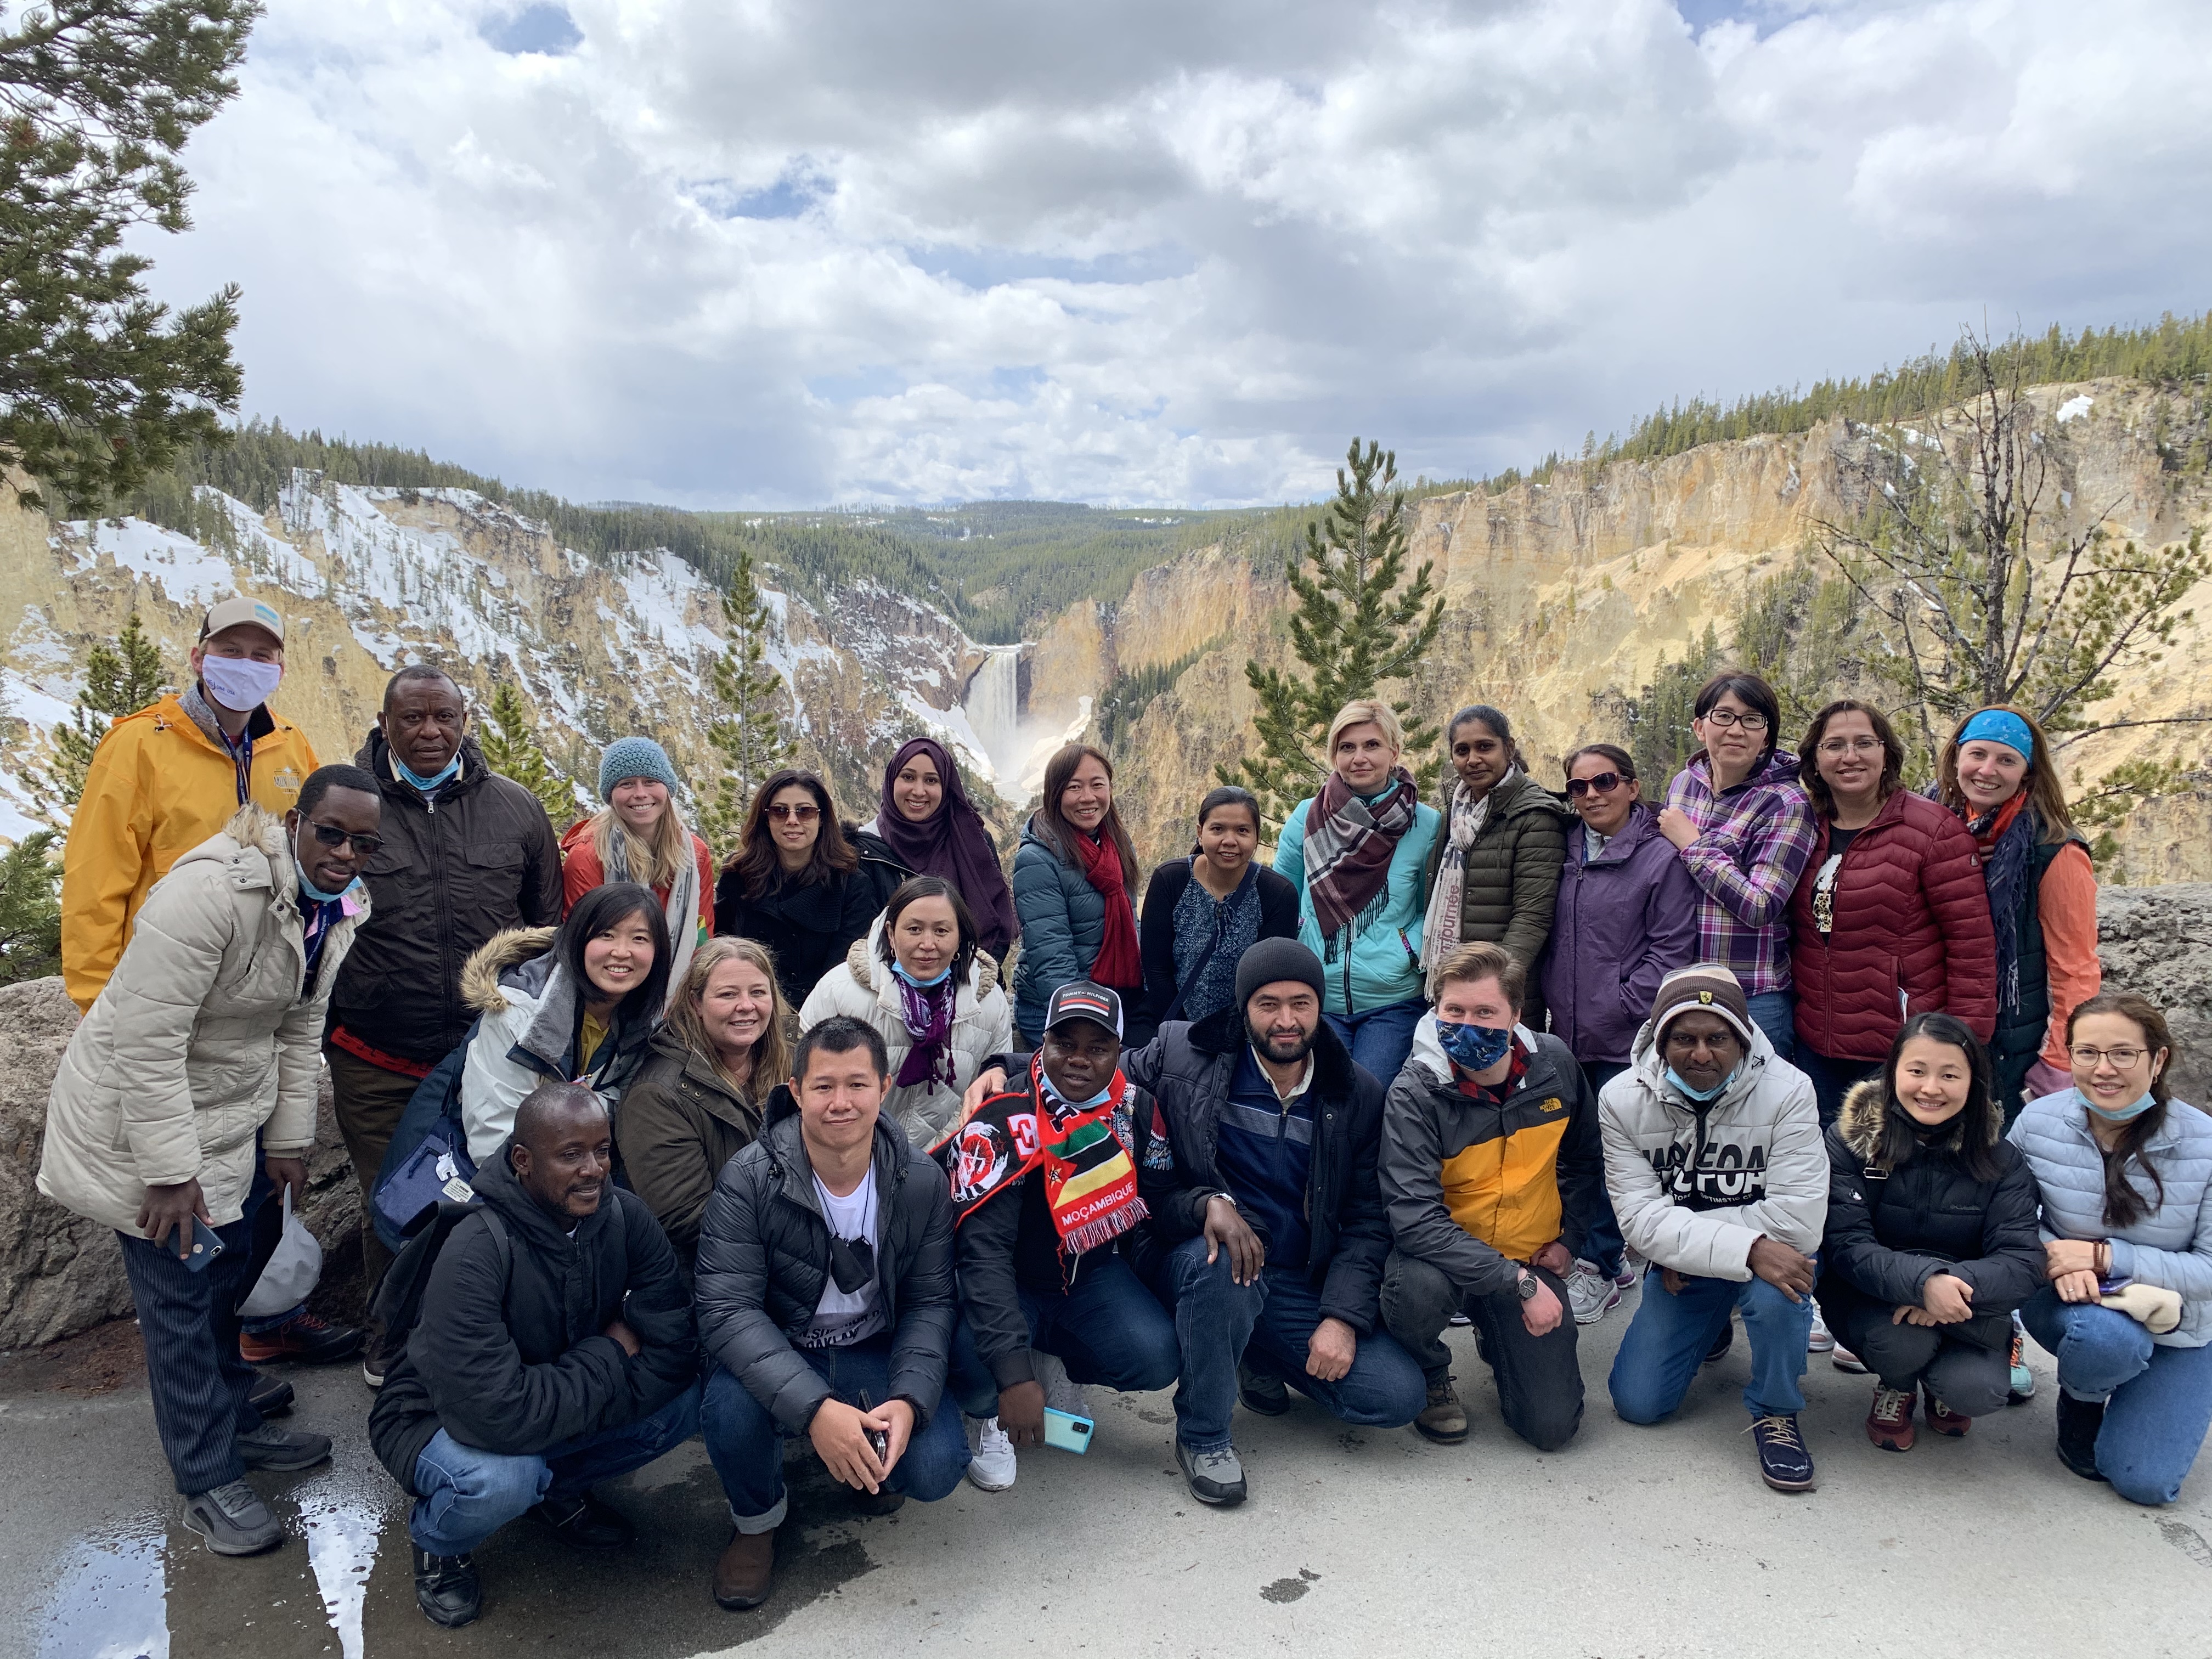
[1787,700,1996,1128]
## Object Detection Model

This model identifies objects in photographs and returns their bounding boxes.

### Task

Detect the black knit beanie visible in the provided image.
[1235,938,1325,1009]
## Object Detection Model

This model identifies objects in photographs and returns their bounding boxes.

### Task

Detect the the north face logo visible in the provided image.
[274,768,301,795]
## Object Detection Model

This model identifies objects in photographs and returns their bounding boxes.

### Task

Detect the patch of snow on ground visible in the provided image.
[2056,395,2094,424]
[59,517,238,609]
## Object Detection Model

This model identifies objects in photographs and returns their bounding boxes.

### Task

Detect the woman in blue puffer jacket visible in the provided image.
[2011,991,2212,1505]
[1012,744,1148,1046]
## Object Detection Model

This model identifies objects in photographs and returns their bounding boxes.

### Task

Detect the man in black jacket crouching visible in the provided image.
[369,1082,699,1629]
[695,1015,966,1615]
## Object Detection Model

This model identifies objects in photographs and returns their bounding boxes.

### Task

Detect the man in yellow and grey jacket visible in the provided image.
[1379,940,1603,1452]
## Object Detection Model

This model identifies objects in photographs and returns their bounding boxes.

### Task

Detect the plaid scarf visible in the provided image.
[1304,767,1419,936]
[935,1059,1149,1257]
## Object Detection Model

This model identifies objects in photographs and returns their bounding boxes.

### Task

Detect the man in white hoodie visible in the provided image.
[1599,965,1827,1492]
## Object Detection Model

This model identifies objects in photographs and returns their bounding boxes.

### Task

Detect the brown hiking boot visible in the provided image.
[1415,1374,1468,1444]
[714,1529,776,1611]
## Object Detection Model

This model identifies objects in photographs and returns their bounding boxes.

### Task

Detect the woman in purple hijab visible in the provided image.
[862,737,1019,961]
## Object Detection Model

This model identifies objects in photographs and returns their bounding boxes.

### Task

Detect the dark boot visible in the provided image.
[714,1528,776,1610]
[531,1490,634,1548]
[412,1547,481,1628]
[2055,1391,2108,1482]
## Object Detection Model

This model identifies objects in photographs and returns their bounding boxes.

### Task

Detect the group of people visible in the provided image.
[33,603,2209,1632]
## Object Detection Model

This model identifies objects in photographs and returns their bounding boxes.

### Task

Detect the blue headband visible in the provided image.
[1959,708,2033,761]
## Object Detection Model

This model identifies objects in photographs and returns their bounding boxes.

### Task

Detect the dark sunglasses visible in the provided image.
[768,803,821,822]
[1565,772,1632,798]
[307,820,383,857]
[826,1232,874,1294]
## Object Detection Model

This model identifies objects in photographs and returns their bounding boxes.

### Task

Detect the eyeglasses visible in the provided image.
[767,803,820,822]
[1701,708,1769,732]
[306,821,383,857]
[1566,772,1631,798]
[1818,737,1886,756]
[2070,1045,2148,1069]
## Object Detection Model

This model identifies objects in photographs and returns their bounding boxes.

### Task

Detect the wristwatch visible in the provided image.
[1515,1269,1539,1302]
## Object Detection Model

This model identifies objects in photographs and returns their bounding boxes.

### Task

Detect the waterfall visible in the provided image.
[963,648,1022,781]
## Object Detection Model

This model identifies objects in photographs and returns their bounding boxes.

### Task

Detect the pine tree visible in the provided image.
[696,545,793,860]
[478,679,576,825]
[0,830,62,984]
[1,2,261,511]
[44,609,170,809]
[1217,438,1446,830]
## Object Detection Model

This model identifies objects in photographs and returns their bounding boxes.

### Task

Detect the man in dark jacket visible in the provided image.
[1379,941,1601,1453]
[695,1015,967,1615]
[368,1084,699,1630]
[1130,938,1426,1505]
[939,983,1181,1494]
[328,664,564,1377]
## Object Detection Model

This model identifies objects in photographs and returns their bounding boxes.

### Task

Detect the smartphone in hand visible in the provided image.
[1042,1407,1094,1454]
[182,1217,225,1274]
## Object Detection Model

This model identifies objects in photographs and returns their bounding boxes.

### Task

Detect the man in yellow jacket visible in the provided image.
[63,597,321,1012]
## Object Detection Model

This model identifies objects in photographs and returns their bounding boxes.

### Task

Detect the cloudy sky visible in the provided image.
[148,0,2211,509]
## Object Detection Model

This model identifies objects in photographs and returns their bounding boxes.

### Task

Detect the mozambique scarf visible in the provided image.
[1074,827,1143,990]
[1304,766,1420,936]
[935,1058,1149,1257]
[1967,792,2036,1023]
[891,964,961,1092]
[1419,768,1516,979]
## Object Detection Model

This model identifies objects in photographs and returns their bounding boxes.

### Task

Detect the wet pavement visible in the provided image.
[8,1301,2212,1658]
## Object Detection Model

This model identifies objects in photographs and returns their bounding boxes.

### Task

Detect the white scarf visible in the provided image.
[1419,768,1517,983]
[605,820,700,1008]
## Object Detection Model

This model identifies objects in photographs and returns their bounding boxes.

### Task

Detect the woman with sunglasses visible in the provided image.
[1656,672,1818,1062]
[2012,994,2212,1505]
[714,769,898,1011]
[1541,744,1699,1325]
[558,738,715,1002]
[1419,704,1571,1024]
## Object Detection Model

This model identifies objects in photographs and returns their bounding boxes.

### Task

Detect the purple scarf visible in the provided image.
[874,737,1019,958]
[893,967,960,1092]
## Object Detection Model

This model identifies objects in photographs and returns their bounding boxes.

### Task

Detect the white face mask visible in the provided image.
[200,653,283,712]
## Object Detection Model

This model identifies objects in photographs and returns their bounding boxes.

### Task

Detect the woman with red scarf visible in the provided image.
[1012,746,1150,1047]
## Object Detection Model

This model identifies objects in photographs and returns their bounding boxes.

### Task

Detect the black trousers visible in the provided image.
[119,1216,263,1494]
[1838,1301,2011,1416]
[1380,1251,1584,1451]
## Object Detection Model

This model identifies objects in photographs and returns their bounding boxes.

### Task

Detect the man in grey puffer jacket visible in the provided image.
[1599,966,1827,1493]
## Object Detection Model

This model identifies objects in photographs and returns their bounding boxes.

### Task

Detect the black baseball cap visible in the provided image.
[1043,981,1123,1039]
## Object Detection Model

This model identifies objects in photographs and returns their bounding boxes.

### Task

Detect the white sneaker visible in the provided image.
[1031,1351,1091,1419]
[967,1416,1017,1492]
[1808,1307,1836,1353]
[1565,1259,1624,1325]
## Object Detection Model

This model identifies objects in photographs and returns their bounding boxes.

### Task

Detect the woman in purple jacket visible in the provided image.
[1541,743,1701,1327]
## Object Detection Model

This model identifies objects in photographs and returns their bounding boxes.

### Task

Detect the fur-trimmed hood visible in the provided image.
[1837,1075,1999,1163]
[461,926,558,1014]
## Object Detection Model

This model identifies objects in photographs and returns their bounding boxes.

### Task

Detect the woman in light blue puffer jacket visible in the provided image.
[2010,991,2212,1505]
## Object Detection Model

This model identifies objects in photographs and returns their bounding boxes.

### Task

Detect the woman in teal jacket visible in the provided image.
[1012,743,1148,1046]
[1273,699,1441,1086]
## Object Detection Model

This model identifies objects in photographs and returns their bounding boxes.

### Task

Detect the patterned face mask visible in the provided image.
[1437,1019,1513,1073]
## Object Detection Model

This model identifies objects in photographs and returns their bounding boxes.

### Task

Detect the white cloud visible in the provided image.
[142,0,2212,507]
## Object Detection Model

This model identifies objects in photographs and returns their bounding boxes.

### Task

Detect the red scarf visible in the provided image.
[1075,828,1143,989]
[1971,792,2027,864]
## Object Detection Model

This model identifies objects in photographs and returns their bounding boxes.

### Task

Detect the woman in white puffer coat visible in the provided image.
[798,875,1012,1148]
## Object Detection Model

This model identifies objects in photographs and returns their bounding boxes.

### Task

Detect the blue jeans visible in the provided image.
[1798,1049,1880,1130]
[1746,991,1796,1063]
[1610,1266,1814,1423]
[1157,1233,1426,1452]
[1324,997,1426,1088]
[947,1254,1181,1417]
[2022,1288,2212,1506]
[1577,1063,1629,1278]
[702,1336,969,1532]
[408,1380,702,1555]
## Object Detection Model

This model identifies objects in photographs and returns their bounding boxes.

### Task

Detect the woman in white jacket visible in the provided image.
[799,874,1012,1147]
[38,772,381,1559]
[459,881,671,1165]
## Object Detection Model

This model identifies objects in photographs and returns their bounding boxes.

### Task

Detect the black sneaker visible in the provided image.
[236,1423,333,1472]
[1175,1440,1248,1506]
[1238,1364,1290,1417]
[531,1491,634,1548]
[1703,1321,1734,1364]
[246,1370,295,1417]
[361,1324,404,1390]
[412,1546,481,1627]
[849,1487,907,1516]
[2055,1391,2108,1482]
[1748,1414,1815,1492]
[183,1480,283,1556]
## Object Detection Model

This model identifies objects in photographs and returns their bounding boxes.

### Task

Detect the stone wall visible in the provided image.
[7,875,2212,1345]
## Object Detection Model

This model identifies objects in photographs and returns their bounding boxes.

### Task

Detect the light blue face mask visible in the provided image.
[394,752,461,792]
[2080,1087,2156,1124]
[294,859,353,904]
[1667,1065,1735,1104]
[891,961,953,989]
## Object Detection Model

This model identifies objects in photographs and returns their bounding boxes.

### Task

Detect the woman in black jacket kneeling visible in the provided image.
[1819,1012,2044,1453]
